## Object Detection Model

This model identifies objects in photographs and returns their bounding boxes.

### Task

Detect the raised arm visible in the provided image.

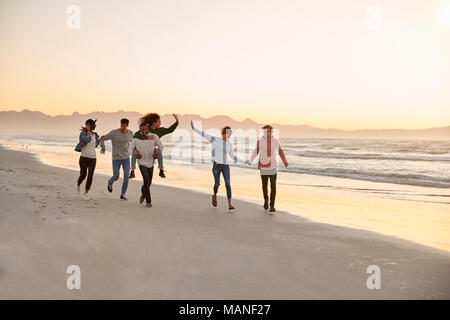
[191,121,213,142]
[158,120,179,138]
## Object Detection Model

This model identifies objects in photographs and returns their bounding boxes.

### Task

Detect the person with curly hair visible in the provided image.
[129,113,178,179]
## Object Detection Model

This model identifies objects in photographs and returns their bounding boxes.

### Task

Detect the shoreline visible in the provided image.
[0,146,449,299]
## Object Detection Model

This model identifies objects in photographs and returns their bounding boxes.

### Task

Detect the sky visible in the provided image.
[0,0,449,130]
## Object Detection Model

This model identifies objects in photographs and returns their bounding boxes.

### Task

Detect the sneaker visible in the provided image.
[76,185,80,193]
[269,207,276,214]
[107,182,113,193]
[159,169,166,178]
[146,202,153,208]
[129,170,135,179]
[120,195,127,200]
[263,200,269,210]
[139,194,145,204]
[82,193,89,201]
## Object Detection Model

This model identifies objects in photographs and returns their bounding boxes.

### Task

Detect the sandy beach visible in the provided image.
[0,146,449,299]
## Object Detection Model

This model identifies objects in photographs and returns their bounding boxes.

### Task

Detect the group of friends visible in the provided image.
[75,113,288,213]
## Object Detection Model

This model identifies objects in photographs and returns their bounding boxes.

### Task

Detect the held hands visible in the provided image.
[99,136,106,154]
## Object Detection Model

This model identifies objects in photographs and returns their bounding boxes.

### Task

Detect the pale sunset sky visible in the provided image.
[0,0,449,129]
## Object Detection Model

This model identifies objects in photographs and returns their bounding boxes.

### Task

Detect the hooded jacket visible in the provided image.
[249,135,288,170]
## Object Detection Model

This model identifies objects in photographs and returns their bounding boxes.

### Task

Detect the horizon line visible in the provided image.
[1,108,449,132]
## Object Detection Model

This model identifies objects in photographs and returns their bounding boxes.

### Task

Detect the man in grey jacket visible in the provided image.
[99,118,134,200]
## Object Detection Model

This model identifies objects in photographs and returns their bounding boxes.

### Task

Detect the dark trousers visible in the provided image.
[212,162,231,199]
[261,174,277,207]
[139,165,154,204]
[78,156,97,191]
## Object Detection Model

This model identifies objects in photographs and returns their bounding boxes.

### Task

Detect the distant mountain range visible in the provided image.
[0,109,449,140]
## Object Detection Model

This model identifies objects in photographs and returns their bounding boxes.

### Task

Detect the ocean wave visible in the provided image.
[280,167,450,188]
[294,151,450,162]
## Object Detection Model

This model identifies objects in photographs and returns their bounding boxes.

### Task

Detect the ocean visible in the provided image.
[3,134,449,189]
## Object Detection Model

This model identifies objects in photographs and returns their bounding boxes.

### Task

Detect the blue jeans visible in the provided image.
[108,158,130,196]
[212,162,232,199]
[139,165,154,204]
[131,149,163,169]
